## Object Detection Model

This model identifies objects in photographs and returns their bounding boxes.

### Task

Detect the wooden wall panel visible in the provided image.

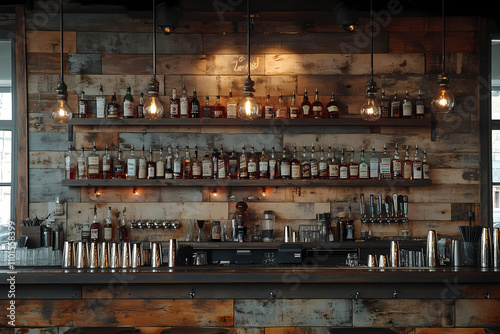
[26,31,77,53]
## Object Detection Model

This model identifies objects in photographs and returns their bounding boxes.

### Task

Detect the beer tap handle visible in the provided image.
[392,193,398,217]
[369,194,375,220]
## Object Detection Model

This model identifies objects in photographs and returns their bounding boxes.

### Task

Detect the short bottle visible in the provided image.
[123,86,135,118]
[170,88,180,118]
[202,96,213,118]
[190,87,200,118]
[226,89,238,119]
[379,89,390,118]
[312,88,324,119]
[402,90,413,118]
[326,92,341,118]
[289,91,300,119]
[213,94,226,118]
[264,92,274,119]
[78,91,88,118]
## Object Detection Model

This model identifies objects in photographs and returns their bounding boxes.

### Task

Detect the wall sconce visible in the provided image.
[212,187,218,197]
[133,186,138,196]
[94,187,100,197]
[261,187,266,197]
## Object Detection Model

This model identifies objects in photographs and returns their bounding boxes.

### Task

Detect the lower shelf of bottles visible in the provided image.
[61,178,432,187]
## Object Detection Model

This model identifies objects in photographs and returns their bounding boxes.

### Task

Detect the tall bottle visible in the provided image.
[390,91,401,118]
[213,94,226,118]
[412,144,422,180]
[104,206,113,242]
[379,89,390,118]
[289,91,300,119]
[126,145,138,180]
[217,146,228,179]
[165,145,174,179]
[212,148,219,179]
[102,144,113,179]
[65,145,76,180]
[248,145,259,179]
[301,88,312,118]
[170,88,180,118]
[201,151,212,180]
[328,145,339,179]
[369,145,379,180]
[264,92,274,119]
[90,204,101,243]
[415,90,425,119]
[348,147,359,179]
[113,147,126,179]
[312,88,323,119]
[279,147,291,179]
[88,142,101,179]
[359,147,369,179]
[239,146,248,179]
[137,92,144,118]
[226,89,238,119]
[146,147,156,179]
[291,146,301,180]
[402,90,413,118]
[77,146,87,179]
[123,86,135,118]
[392,143,402,179]
[326,92,341,118]
[78,91,88,118]
[118,207,129,242]
[275,92,288,119]
[228,147,239,179]
[190,87,200,118]
[318,146,328,179]
[138,145,147,179]
[173,145,181,179]
[339,149,348,180]
[259,147,269,179]
[182,146,192,179]
[300,144,311,179]
[96,85,106,119]
[156,145,165,179]
[310,144,319,179]
[179,84,190,118]
[402,145,413,180]
[268,147,278,180]
[422,149,430,179]
[379,144,392,180]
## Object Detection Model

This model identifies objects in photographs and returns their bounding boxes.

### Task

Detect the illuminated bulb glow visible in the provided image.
[238,96,260,120]
[52,99,72,123]
[144,96,164,119]
[431,87,455,113]
[360,94,381,122]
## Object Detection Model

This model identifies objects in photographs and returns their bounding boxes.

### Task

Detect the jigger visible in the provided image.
[426,230,438,267]
[89,242,99,268]
[62,241,74,268]
[99,242,110,269]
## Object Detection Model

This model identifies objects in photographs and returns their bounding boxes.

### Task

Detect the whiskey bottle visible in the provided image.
[182,146,192,179]
[328,145,339,179]
[113,147,126,179]
[190,88,200,118]
[77,146,86,179]
[201,152,212,179]
[259,147,269,179]
[318,146,328,179]
[88,142,101,179]
[289,91,300,119]
[78,91,88,118]
[202,96,213,118]
[156,145,165,179]
[268,147,278,180]
[279,147,291,179]
[402,145,413,180]
[170,88,180,118]
[415,90,425,119]
[213,94,226,118]
[422,149,430,180]
[359,147,369,179]
[126,145,138,180]
[217,146,228,179]
[402,90,413,118]
[275,92,288,119]
[191,145,201,179]
[104,206,113,242]
[264,92,274,119]
[173,145,182,179]
[118,207,129,242]
[412,144,422,180]
[339,149,348,179]
[312,88,324,119]
[248,145,259,179]
[239,146,248,179]
[228,147,239,179]
[102,144,113,179]
[123,86,135,118]
[146,147,156,179]
[212,148,219,180]
[65,145,76,180]
[379,144,392,180]
[107,92,120,118]
[291,146,301,180]
[310,144,319,179]
[379,89,390,118]
[369,146,379,179]
[179,84,189,118]
[392,143,402,179]
[137,92,144,118]
[96,85,106,119]
[138,145,147,179]
[226,89,238,119]
[90,204,101,243]
[326,92,341,118]
[165,145,174,179]
[301,88,312,118]
[390,91,401,118]
[348,147,359,179]
[300,144,311,179]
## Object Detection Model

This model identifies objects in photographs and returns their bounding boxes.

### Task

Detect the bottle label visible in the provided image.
[423,165,430,179]
[392,161,402,176]
[227,103,237,118]
[147,166,155,178]
[264,106,273,119]
[202,162,211,177]
[269,160,276,179]
[127,160,137,177]
[403,163,412,178]
[280,163,290,176]
[327,105,339,113]
[402,102,412,117]
[380,158,391,174]
[156,161,165,177]
[138,159,147,178]
[302,105,310,116]
[228,160,238,175]
[218,161,226,179]
[192,164,202,177]
[90,228,99,240]
[102,160,111,172]
[180,98,188,115]
[359,163,369,178]
[124,101,134,117]
[104,227,112,241]
[170,104,179,116]
[275,107,286,118]
[173,160,181,174]
[165,171,173,179]
[96,97,106,118]
[88,166,100,175]
[191,105,199,117]
[248,162,257,173]
[413,161,422,179]
[114,164,124,175]
[312,106,322,112]
[319,161,328,174]
[310,163,318,176]
[416,103,425,115]
[78,101,86,115]
[349,165,358,177]
[290,107,299,119]
[78,160,86,178]
[369,158,379,178]
[240,157,247,169]
[329,164,339,178]
[88,156,99,166]
[339,166,348,179]
[259,161,268,173]
[291,165,301,178]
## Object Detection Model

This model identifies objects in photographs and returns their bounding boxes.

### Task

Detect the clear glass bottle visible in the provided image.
[301,88,312,118]
[310,144,319,179]
[379,144,392,180]
[118,207,129,242]
[170,88,180,118]
[146,147,156,180]
[348,147,359,179]
[226,89,238,119]
[90,204,101,243]
[392,143,402,179]
[156,145,165,179]
[312,88,323,119]
[239,146,248,179]
[65,145,76,180]
[77,146,87,180]
[300,144,311,179]
[326,92,341,118]
[369,145,379,180]
[289,91,300,119]
[339,149,348,180]
[173,145,181,179]
[104,206,113,242]
[422,149,430,179]
[123,86,135,118]
[96,85,106,119]
[126,145,137,180]
[259,147,269,179]
[102,144,113,179]
[88,142,101,179]
[359,147,369,179]
[113,147,126,179]
[268,147,278,180]
[291,146,301,180]
[190,87,200,118]
[179,84,189,118]
[402,90,413,118]
[248,145,259,179]
[275,92,288,119]
[318,146,328,179]
[182,146,192,179]
[138,145,147,179]
[412,144,422,180]
[165,145,174,179]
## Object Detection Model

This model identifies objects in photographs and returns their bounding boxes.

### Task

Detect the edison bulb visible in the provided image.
[360,96,381,121]
[144,96,164,120]
[238,95,260,120]
[431,87,455,113]
[52,99,72,123]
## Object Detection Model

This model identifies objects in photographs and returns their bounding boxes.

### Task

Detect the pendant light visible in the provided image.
[431,0,454,113]
[360,0,381,121]
[52,0,72,123]
[237,0,259,120]
[144,0,165,120]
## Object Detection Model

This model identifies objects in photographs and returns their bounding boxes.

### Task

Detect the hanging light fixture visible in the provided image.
[237,0,260,120]
[360,0,381,121]
[52,0,72,123]
[144,0,165,120]
[431,0,454,113]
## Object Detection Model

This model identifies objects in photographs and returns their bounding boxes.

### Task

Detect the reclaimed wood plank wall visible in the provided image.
[24,0,481,242]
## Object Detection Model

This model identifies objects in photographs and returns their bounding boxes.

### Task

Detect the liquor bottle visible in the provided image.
[227,89,238,119]
[301,88,312,118]
[392,143,402,179]
[275,92,288,119]
[328,145,339,179]
[415,90,425,119]
[65,145,76,180]
[137,92,144,118]
[259,147,269,179]
[228,147,239,179]
[402,145,413,180]
[182,146,192,179]
[379,89,390,118]
[422,149,430,179]
[291,146,301,180]
[264,92,274,119]
[348,147,359,179]
[146,147,156,179]
[268,147,278,180]
[173,145,181,179]
[339,149,348,179]
[279,147,291,179]
[118,207,129,242]
[77,146,87,179]
[90,204,101,243]
[165,145,174,179]
[310,144,319,179]
[318,146,328,179]
[201,152,212,179]
[289,91,300,119]
[312,88,324,119]
[379,144,392,180]
[402,90,413,118]
[170,88,180,118]
[81,220,90,242]
[369,145,379,180]
[190,87,200,118]
[412,144,422,180]
[359,147,369,179]
[126,145,138,179]
[179,84,189,118]
[113,147,126,179]
[88,142,101,179]
[390,91,401,118]
[326,92,341,118]
[191,145,201,179]
[104,206,113,242]
[212,148,219,179]
[202,96,213,118]
[213,94,226,118]
[102,144,113,179]
[239,146,248,179]
[248,145,259,179]
[300,144,311,179]
[156,145,165,179]
[138,145,147,179]
[78,91,88,118]
[123,86,135,118]
[107,92,120,118]
[96,85,106,119]
[217,146,228,179]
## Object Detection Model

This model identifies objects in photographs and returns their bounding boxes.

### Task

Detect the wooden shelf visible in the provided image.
[69,117,431,127]
[62,178,432,187]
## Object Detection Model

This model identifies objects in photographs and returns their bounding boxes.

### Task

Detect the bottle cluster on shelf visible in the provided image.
[65,142,430,181]
[84,204,129,243]
[75,84,427,120]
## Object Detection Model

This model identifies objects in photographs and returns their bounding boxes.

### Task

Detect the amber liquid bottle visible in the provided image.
[78,91,88,118]
[90,204,101,243]
[146,147,156,179]
[326,92,341,118]
[311,88,324,119]
[248,146,259,179]
[113,147,126,179]
[301,89,312,118]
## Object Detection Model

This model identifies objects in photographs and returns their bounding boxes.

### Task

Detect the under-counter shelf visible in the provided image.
[61,178,432,187]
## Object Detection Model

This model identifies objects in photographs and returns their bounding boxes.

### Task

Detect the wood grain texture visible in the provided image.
[102,54,207,75]
[26,31,77,53]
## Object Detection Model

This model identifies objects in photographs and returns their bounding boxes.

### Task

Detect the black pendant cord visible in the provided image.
[441,0,446,74]
[59,0,64,83]
[246,0,251,79]
[153,0,157,80]
[369,0,374,83]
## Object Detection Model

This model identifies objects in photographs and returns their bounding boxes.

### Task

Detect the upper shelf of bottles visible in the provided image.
[69,117,431,127]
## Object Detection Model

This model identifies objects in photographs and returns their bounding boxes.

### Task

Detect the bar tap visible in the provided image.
[402,195,409,225]
[369,194,376,223]
[377,193,383,224]
[360,193,367,224]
